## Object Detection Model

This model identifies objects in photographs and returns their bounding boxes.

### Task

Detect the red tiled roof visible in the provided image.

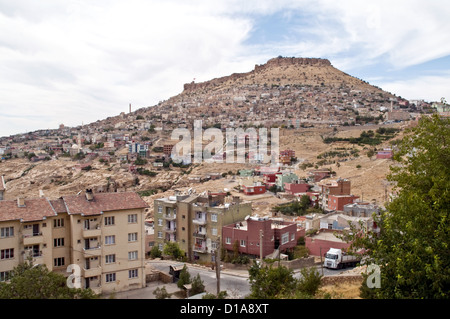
[0,198,57,222]
[63,192,149,216]
[49,198,68,213]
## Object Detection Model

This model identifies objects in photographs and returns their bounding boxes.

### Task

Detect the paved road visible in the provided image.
[146,260,251,298]
[111,260,354,299]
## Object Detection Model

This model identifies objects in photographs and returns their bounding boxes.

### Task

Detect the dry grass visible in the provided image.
[318,276,364,299]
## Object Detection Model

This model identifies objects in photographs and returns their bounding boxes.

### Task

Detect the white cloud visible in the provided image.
[0,0,255,137]
[0,0,449,137]
[379,73,450,102]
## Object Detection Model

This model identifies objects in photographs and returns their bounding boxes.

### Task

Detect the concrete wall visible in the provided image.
[305,231,351,256]
[280,256,315,269]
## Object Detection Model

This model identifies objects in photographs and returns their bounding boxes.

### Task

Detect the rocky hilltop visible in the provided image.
[183,57,332,91]
[138,56,398,129]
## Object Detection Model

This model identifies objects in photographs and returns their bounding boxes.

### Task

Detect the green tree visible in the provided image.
[247,262,297,299]
[299,195,311,209]
[177,265,191,289]
[202,291,228,299]
[344,114,450,299]
[149,245,162,259]
[163,242,185,260]
[153,286,171,299]
[190,274,205,296]
[296,267,323,296]
[367,148,376,158]
[0,260,97,299]
[232,240,240,261]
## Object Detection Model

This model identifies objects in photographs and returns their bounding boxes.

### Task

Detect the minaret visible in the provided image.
[129,103,131,114]
[77,132,81,153]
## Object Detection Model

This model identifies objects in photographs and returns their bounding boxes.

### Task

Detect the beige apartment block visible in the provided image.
[154,191,252,263]
[0,189,148,295]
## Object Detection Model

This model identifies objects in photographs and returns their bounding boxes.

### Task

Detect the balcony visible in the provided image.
[164,213,177,221]
[192,218,207,226]
[84,266,102,277]
[165,227,177,234]
[193,232,206,239]
[82,226,101,238]
[193,244,208,253]
[83,246,102,258]
[23,233,44,245]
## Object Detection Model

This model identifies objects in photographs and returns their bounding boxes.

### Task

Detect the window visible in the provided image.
[157,206,162,214]
[54,257,65,267]
[212,228,218,236]
[158,219,163,226]
[53,218,64,228]
[105,254,116,264]
[54,238,65,247]
[128,232,138,242]
[129,269,138,279]
[282,233,289,245]
[211,214,218,222]
[211,242,218,250]
[128,214,137,223]
[240,240,246,247]
[104,216,115,226]
[291,233,295,241]
[226,237,231,244]
[105,235,115,245]
[0,249,14,260]
[105,273,116,283]
[157,231,163,239]
[128,251,138,260]
[0,227,14,238]
[0,271,11,282]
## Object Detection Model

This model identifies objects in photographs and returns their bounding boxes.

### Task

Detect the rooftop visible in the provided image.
[0,197,57,222]
[311,230,345,242]
[63,191,149,216]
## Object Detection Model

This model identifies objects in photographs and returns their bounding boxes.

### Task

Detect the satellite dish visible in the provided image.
[244,215,250,221]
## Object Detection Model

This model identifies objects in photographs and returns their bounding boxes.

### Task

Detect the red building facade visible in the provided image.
[327,194,359,211]
[222,217,298,258]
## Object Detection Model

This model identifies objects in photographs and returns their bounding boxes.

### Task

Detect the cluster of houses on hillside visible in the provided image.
[150,162,381,266]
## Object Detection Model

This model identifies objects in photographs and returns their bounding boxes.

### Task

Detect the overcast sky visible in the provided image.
[1,0,449,137]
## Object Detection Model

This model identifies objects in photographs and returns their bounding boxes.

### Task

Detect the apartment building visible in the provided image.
[222,216,297,259]
[0,189,148,295]
[319,178,351,210]
[154,191,252,263]
[327,194,359,211]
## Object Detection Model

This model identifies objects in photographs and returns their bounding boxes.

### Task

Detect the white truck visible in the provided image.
[323,248,360,269]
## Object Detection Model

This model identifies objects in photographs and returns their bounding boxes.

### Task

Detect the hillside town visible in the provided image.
[0,57,448,299]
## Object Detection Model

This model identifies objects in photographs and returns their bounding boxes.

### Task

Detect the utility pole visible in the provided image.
[215,237,221,295]
[260,229,264,264]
